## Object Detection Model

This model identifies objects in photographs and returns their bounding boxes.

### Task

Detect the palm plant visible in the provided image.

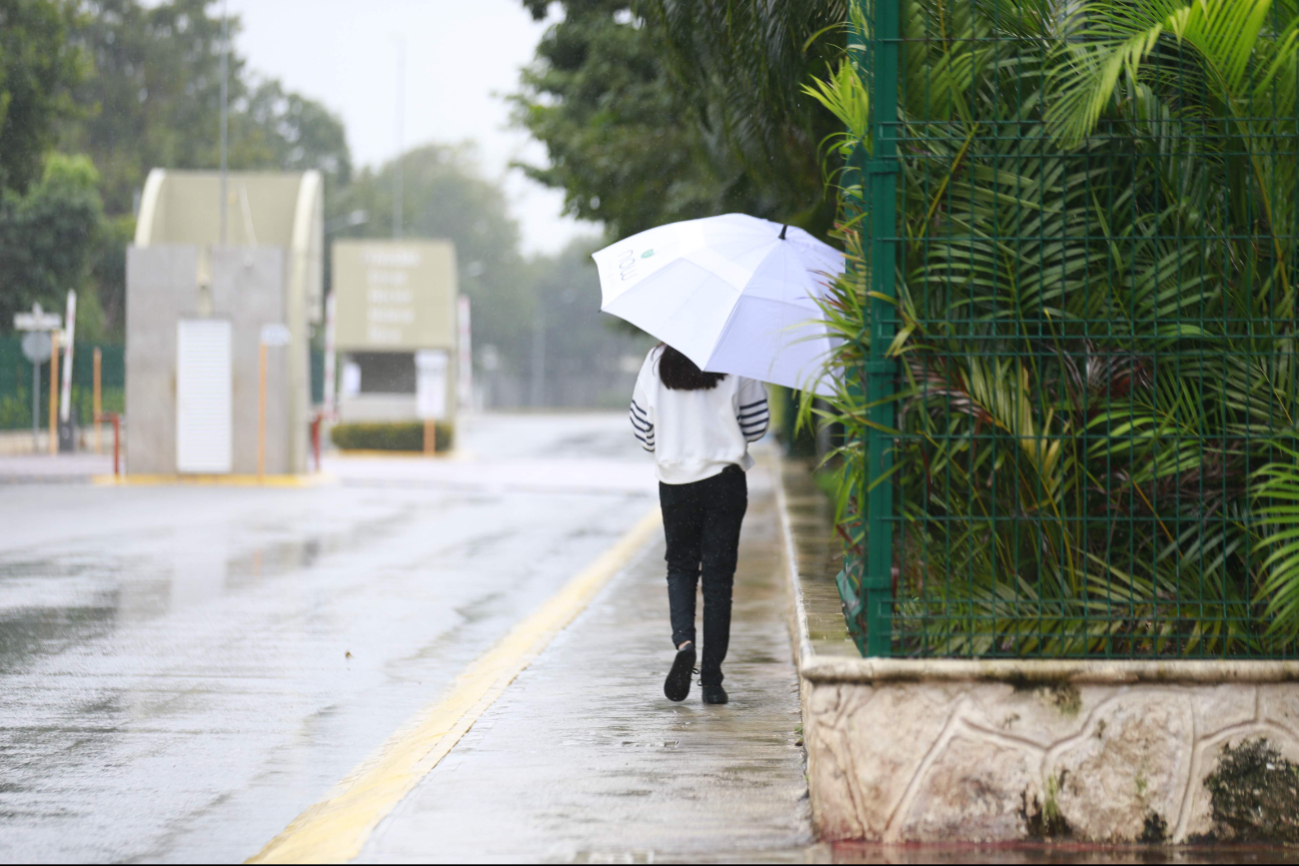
[807,0,1299,657]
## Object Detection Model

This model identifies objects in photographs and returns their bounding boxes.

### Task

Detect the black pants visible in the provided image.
[659,464,748,686]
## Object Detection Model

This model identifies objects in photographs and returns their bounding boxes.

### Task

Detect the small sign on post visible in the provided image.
[21,332,52,450]
[14,306,62,332]
[14,303,65,455]
[260,323,291,346]
[21,332,52,364]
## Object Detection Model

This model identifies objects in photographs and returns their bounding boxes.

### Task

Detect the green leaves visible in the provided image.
[0,152,104,335]
[0,0,83,195]
[802,60,871,158]
[812,0,1299,659]
[57,0,352,218]
[1252,448,1299,639]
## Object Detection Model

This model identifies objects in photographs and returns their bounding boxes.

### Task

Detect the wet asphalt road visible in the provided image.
[0,414,656,864]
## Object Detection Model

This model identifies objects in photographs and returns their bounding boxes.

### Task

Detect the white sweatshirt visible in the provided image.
[630,346,770,485]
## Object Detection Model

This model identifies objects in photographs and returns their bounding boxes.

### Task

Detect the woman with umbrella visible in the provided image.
[629,344,769,704]
[595,214,844,705]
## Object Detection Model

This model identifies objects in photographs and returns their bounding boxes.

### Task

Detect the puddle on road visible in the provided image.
[0,506,418,674]
[546,432,637,459]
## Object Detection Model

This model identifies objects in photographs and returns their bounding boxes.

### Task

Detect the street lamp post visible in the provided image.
[393,39,405,240]
[219,0,229,246]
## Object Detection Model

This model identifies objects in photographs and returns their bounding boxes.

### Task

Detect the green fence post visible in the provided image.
[863,0,899,657]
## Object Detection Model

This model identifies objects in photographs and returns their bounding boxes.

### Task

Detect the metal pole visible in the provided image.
[863,0,900,658]
[258,342,267,481]
[111,414,120,476]
[322,292,337,418]
[457,295,473,413]
[219,0,229,246]
[48,332,59,456]
[32,360,39,451]
[93,347,102,454]
[389,39,405,238]
[393,39,405,240]
[59,290,76,428]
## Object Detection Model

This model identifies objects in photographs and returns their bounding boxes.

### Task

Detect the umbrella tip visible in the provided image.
[779,224,788,240]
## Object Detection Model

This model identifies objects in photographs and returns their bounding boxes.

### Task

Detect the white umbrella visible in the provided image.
[592,213,845,395]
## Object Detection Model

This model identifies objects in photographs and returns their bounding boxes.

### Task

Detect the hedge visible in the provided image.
[330,421,454,453]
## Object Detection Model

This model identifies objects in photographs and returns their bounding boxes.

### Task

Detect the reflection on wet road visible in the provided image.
[0,414,655,864]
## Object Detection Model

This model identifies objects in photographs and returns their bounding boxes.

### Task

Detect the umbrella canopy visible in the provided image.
[592,214,844,395]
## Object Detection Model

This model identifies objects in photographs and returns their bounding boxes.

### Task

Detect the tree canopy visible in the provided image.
[512,0,729,239]
[0,0,356,337]
[60,0,352,217]
[0,154,105,336]
[513,0,846,240]
[0,0,84,195]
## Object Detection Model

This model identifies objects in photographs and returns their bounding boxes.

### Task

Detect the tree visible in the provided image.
[0,0,84,194]
[60,0,352,217]
[243,80,352,188]
[513,0,846,240]
[49,0,352,336]
[512,0,732,239]
[0,154,105,337]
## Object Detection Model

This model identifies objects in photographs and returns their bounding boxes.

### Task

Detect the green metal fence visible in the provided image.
[0,338,124,432]
[845,0,1299,659]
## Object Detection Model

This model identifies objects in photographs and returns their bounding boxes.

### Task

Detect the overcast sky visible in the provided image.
[224,0,596,256]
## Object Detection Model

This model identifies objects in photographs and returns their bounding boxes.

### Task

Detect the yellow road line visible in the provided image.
[247,507,663,865]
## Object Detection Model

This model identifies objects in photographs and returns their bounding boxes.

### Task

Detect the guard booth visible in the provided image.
[332,240,458,429]
[125,170,323,475]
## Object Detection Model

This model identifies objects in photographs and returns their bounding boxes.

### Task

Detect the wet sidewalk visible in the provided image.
[356,458,811,863]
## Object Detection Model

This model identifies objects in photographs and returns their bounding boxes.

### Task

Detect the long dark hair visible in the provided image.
[658,345,725,391]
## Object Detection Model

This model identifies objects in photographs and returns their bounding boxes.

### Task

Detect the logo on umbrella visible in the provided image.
[641,249,655,259]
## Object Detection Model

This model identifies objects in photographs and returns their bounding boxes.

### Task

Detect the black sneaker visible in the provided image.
[702,684,728,704]
[664,643,696,702]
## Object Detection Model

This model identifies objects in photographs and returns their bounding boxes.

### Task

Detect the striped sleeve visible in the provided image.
[629,398,655,452]
[736,379,769,443]
[630,363,655,453]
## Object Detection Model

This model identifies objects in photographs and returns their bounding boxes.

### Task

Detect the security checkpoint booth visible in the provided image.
[331,240,459,435]
[125,169,323,476]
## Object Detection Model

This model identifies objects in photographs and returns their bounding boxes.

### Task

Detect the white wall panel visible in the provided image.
[176,319,232,473]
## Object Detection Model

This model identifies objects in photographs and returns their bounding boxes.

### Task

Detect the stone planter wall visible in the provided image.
[777,462,1299,845]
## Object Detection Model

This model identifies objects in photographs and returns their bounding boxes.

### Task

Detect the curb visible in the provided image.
[91,473,337,488]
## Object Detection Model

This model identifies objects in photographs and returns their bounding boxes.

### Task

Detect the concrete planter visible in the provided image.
[778,464,1299,845]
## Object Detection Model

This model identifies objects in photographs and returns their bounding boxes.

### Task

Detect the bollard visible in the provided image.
[310,413,323,472]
